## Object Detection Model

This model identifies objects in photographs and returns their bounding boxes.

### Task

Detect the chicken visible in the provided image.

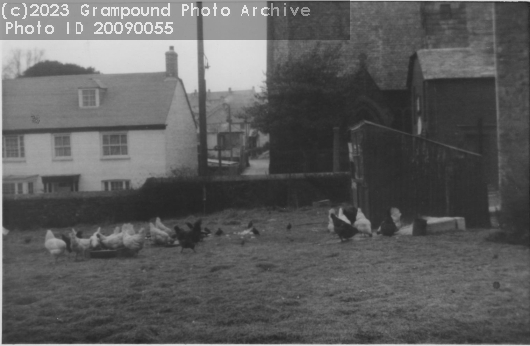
[329,212,358,242]
[69,229,91,261]
[122,227,147,256]
[44,230,67,263]
[252,228,260,236]
[353,219,372,238]
[215,228,224,236]
[286,223,292,231]
[347,207,372,237]
[174,220,202,253]
[3,227,10,237]
[379,208,398,237]
[97,228,124,249]
[122,223,136,236]
[340,205,358,224]
[390,207,402,228]
[155,217,177,238]
[89,228,103,250]
[185,219,204,243]
[149,222,173,246]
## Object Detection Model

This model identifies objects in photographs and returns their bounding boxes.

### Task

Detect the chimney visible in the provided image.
[165,46,178,78]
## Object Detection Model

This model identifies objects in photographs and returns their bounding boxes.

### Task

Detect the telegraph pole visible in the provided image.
[197,1,208,176]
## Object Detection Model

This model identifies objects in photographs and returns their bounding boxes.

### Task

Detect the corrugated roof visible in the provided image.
[416,48,495,80]
[2,72,179,132]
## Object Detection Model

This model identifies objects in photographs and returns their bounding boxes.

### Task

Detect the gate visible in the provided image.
[349,121,490,228]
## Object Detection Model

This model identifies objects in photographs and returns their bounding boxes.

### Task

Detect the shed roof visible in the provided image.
[2,72,180,132]
[416,48,495,80]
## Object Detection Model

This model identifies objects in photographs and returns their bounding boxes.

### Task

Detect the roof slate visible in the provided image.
[417,48,495,80]
[3,72,178,132]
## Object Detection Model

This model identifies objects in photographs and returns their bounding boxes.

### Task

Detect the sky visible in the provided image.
[2,39,267,93]
[1,0,269,94]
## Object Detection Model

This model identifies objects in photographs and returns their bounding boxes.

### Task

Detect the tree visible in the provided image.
[241,44,361,173]
[22,60,99,77]
[2,48,45,79]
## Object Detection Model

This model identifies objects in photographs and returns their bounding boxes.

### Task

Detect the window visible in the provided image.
[103,180,131,191]
[53,134,72,158]
[79,88,99,108]
[3,183,15,195]
[3,135,25,159]
[2,181,34,195]
[102,133,128,157]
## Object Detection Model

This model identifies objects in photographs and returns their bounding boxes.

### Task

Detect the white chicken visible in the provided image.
[390,207,402,228]
[353,208,373,237]
[122,227,147,256]
[89,228,102,250]
[155,217,177,238]
[97,228,124,249]
[69,228,91,261]
[44,230,67,263]
[149,223,173,246]
[3,227,10,237]
[122,223,136,236]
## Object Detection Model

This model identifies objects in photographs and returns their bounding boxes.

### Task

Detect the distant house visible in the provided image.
[187,88,269,161]
[407,48,498,186]
[2,46,198,194]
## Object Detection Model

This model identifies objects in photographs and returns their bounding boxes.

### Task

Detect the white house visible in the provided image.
[2,46,198,194]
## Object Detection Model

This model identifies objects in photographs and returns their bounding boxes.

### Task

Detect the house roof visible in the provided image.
[187,88,258,125]
[2,72,181,133]
[416,48,495,80]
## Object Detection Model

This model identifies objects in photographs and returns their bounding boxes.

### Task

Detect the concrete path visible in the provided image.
[242,159,270,175]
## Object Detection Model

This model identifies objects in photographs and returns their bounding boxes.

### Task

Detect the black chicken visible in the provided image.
[329,213,358,242]
[185,219,205,243]
[340,205,358,225]
[379,208,398,237]
[215,228,224,236]
[174,219,203,253]
[251,227,260,236]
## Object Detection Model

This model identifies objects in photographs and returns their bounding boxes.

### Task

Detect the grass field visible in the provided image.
[2,206,529,344]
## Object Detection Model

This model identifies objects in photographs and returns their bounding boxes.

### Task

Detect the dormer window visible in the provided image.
[79,88,99,108]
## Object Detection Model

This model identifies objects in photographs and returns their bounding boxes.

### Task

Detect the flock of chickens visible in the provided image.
[328,206,402,241]
[43,217,210,263]
[41,205,403,263]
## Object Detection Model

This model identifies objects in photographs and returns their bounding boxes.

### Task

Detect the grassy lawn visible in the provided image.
[2,206,529,344]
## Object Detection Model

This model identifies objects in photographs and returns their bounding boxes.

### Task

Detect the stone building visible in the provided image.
[266,2,497,176]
